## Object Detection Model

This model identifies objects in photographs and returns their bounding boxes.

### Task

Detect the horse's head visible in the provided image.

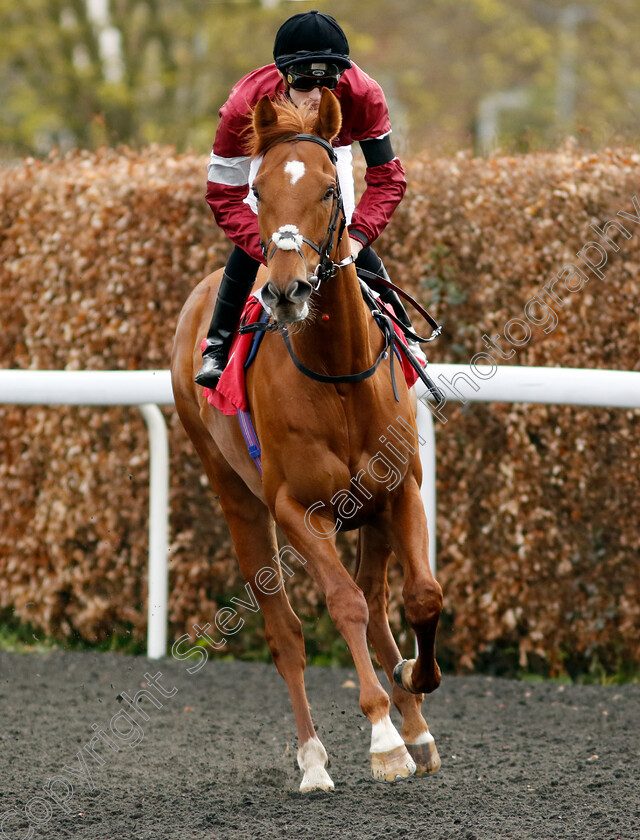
[249,89,343,324]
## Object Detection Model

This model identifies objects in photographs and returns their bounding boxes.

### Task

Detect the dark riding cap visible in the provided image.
[273,10,352,71]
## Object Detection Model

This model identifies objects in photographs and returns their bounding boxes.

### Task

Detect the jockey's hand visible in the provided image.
[349,237,364,261]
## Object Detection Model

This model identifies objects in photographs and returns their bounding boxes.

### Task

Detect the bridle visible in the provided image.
[250,132,396,390]
[259,134,352,289]
[246,132,444,404]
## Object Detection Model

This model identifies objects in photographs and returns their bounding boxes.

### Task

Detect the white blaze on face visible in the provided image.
[284,160,305,186]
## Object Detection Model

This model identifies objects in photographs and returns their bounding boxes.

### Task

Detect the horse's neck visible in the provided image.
[290,250,375,376]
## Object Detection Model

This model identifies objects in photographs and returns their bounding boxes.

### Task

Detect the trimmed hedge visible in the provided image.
[1,144,639,674]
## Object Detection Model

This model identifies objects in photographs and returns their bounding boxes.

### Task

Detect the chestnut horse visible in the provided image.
[171,89,443,792]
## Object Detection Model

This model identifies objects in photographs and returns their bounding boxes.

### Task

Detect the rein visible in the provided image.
[243,132,443,401]
[354,266,442,344]
[281,311,400,400]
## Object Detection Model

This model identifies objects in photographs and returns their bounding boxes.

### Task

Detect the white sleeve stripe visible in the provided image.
[356,129,393,144]
[373,130,392,140]
[207,152,251,187]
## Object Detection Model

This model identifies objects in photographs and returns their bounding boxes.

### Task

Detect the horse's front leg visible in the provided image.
[217,489,333,793]
[387,479,443,696]
[274,491,416,783]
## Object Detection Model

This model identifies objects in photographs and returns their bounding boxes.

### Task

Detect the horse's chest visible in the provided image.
[275,430,412,525]
[257,388,417,516]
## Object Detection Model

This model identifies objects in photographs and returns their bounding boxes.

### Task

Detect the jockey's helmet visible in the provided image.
[273,10,351,72]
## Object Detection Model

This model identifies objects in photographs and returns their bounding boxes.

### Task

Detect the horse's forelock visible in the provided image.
[245,97,317,159]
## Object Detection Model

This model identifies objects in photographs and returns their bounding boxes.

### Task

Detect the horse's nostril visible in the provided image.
[288,280,313,303]
[262,279,312,314]
[262,281,279,306]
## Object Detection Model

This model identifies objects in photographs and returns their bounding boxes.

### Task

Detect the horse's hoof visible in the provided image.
[298,736,334,793]
[393,658,419,694]
[300,766,335,793]
[406,736,441,775]
[370,744,416,782]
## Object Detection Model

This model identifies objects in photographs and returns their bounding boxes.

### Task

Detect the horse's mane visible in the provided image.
[245,96,318,159]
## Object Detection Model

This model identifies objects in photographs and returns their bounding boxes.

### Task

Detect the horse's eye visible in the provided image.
[252,186,260,202]
[323,185,336,201]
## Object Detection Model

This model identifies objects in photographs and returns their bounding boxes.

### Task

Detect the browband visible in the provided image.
[291,133,337,165]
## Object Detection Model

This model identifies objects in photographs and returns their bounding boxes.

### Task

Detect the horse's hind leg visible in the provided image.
[354,526,441,775]
[219,488,333,793]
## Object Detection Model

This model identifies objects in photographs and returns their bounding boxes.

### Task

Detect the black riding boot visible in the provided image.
[194,271,255,388]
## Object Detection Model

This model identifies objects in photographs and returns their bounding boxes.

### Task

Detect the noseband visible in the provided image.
[259,134,352,288]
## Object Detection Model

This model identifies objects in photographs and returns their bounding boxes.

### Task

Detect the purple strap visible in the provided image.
[237,409,262,474]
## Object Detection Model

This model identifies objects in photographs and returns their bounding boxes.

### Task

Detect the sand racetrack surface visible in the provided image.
[0,649,638,840]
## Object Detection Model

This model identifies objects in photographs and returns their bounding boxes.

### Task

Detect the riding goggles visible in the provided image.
[286,61,343,91]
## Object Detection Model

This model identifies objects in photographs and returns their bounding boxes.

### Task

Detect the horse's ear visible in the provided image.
[312,89,342,142]
[253,95,279,137]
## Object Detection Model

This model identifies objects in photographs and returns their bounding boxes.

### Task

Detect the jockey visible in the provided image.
[196,9,419,388]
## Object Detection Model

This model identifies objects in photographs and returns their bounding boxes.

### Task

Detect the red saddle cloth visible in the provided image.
[203,296,422,416]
